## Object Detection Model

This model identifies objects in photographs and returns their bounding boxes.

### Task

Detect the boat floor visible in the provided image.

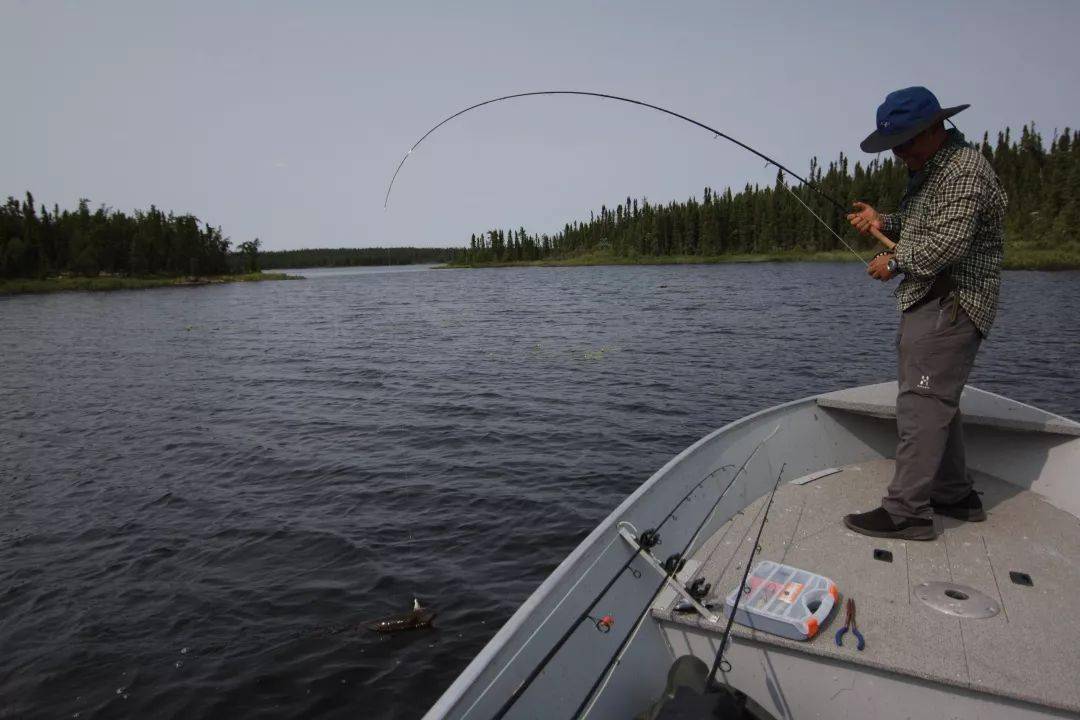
[652,459,1080,714]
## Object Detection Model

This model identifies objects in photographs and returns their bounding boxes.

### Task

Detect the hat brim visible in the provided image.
[860,104,970,153]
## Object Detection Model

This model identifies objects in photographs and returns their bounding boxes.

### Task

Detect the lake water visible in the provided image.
[1,263,1077,719]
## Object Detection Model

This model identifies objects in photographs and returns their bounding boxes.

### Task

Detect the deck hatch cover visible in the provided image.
[913,581,1000,619]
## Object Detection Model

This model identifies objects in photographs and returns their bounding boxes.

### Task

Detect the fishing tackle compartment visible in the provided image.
[723,560,838,641]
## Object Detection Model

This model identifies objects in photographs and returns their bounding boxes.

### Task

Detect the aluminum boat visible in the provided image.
[424,383,1080,719]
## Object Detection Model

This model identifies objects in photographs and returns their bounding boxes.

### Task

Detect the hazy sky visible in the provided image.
[3,1,1078,251]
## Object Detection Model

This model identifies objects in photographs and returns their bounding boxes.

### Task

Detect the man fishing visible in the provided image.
[844,86,1008,541]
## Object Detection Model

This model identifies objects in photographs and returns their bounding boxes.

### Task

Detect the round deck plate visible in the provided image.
[913,581,1000,619]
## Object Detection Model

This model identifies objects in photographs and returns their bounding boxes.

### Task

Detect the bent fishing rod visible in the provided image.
[383,90,896,257]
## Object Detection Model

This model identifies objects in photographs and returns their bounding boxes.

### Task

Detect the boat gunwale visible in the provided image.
[425,384,1080,719]
[424,389,823,719]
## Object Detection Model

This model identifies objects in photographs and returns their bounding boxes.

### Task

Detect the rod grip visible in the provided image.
[870,226,896,251]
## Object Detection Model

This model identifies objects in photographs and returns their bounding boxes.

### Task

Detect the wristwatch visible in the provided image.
[887,256,899,274]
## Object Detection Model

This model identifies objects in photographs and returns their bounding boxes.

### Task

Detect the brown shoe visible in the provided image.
[843,507,937,541]
[932,491,986,522]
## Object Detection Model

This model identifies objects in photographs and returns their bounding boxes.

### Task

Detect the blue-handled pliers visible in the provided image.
[834,597,865,650]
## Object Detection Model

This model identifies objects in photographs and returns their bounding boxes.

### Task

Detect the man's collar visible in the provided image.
[906,128,966,185]
[924,128,968,173]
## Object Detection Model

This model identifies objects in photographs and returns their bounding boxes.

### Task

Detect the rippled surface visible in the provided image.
[1,263,1077,719]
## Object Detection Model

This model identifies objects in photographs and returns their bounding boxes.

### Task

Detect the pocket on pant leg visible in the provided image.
[904,311,981,405]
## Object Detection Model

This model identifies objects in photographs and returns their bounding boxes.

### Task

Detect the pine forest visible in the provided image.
[459,126,1080,266]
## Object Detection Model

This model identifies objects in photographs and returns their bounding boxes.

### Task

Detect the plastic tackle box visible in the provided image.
[723,560,838,641]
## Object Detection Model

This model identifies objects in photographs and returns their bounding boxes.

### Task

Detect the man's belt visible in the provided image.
[925,273,956,301]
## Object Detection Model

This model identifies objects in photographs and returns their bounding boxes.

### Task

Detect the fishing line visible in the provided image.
[575,584,654,719]
[779,177,868,265]
[571,427,780,719]
[489,426,779,720]
[456,530,626,720]
[384,90,851,215]
[466,456,742,718]
[680,427,780,553]
[487,530,653,720]
[707,463,787,687]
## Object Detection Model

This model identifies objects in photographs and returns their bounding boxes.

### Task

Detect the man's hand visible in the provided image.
[848,201,883,236]
[868,252,895,281]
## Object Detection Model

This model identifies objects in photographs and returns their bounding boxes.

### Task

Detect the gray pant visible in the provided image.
[883,292,982,521]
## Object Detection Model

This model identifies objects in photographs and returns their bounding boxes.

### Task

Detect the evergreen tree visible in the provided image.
[0,195,235,279]
[461,122,1079,264]
[238,238,261,273]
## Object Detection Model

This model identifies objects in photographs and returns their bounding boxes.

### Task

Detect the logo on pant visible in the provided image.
[917,375,931,390]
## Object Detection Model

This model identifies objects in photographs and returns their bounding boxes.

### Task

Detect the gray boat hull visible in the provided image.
[424,384,1080,720]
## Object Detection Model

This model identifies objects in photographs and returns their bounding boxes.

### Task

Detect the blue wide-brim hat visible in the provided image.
[860,86,969,153]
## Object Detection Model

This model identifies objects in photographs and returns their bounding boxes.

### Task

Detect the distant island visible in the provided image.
[256,247,459,270]
[449,124,1080,271]
[0,193,467,295]
[0,196,301,295]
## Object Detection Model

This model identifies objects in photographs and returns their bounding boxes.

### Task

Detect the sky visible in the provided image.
[2,0,1079,251]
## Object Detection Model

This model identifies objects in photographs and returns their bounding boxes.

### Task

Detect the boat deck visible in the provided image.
[652,459,1080,715]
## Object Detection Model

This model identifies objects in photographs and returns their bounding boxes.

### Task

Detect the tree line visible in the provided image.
[255,247,458,270]
[6,124,1073,278]
[0,195,233,279]
[0,194,461,279]
[461,124,1080,264]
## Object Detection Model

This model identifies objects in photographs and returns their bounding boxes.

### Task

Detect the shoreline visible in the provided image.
[441,247,1080,271]
[0,272,302,296]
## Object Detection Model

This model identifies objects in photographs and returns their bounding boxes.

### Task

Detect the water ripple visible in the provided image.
[1,264,1077,719]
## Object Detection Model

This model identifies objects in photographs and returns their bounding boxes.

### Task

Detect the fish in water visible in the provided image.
[368,598,436,634]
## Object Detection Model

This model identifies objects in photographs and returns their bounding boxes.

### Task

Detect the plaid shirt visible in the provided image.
[881,130,1008,336]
